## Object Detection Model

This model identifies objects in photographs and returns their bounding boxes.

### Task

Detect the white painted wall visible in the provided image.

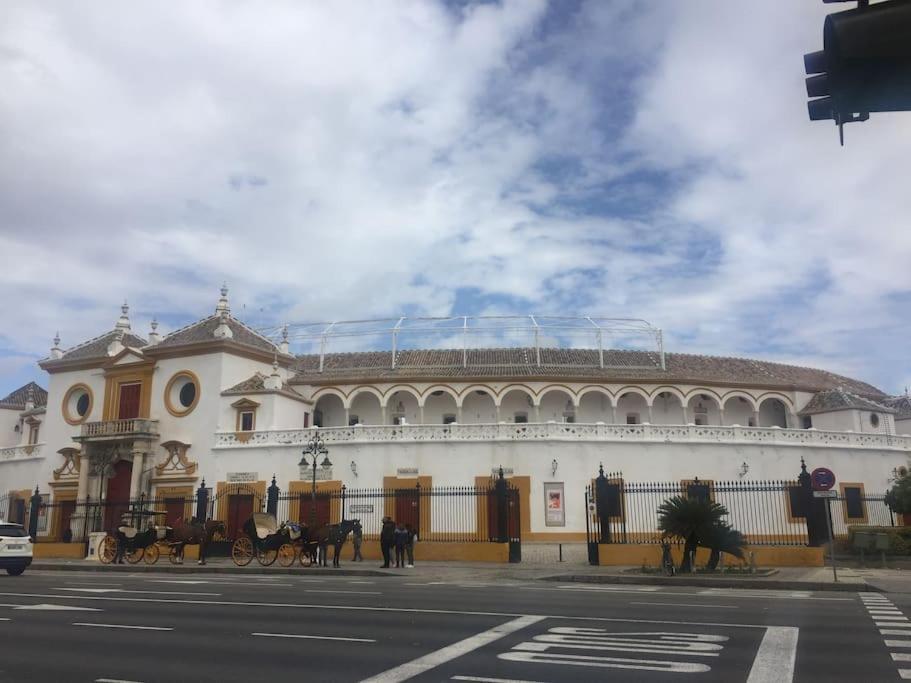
[0,408,20,448]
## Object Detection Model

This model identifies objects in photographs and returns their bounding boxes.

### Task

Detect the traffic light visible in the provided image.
[804,0,911,144]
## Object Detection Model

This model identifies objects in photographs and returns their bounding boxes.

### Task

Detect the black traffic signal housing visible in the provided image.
[804,0,911,144]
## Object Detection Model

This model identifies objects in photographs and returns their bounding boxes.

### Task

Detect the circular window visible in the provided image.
[62,384,93,425]
[165,371,200,417]
[871,413,880,428]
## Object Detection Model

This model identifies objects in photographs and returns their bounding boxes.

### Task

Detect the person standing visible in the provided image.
[394,521,408,569]
[352,522,363,562]
[405,522,417,568]
[379,516,395,568]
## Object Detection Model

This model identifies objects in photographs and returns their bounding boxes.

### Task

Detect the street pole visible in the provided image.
[825,497,838,582]
[311,455,317,528]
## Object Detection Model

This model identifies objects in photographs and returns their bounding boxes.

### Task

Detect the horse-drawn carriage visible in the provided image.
[230,512,360,568]
[98,510,169,564]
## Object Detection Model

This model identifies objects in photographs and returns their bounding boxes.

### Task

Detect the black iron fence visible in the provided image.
[585,463,895,556]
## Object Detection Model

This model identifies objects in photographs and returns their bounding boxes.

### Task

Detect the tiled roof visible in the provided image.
[0,382,48,410]
[222,372,304,399]
[154,315,278,353]
[289,347,885,396]
[798,388,895,416]
[883,395,911,419]
[56,330,148,362]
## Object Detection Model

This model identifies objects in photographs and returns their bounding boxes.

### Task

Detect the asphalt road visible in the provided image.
[0,569,905,682]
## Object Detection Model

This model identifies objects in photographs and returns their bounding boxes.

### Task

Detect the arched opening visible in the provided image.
[617,391,649,425]
[687,393,721,425]
[313,394,345,427]
[500,387,536,423]
[578,390,612,423]
[538,388,576,423]
[423,389,459,424]
[652,391,685,424]
[461,389,497,424]
[759,397,788,428]
[387,390,420,425]
[349,391,382,425]
[723,395,756,426]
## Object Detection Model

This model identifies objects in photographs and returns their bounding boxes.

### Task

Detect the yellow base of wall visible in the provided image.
[597,544,824,568]
[33,543,87,559]
[334,540,508,563]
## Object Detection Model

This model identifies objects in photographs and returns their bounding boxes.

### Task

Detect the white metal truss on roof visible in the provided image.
[257,315,665,372]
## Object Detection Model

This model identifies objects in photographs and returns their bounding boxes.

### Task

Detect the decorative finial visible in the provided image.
[279,324,290,354]
[115,300,131,331]
[151,318,158,332]
[50,332,63,359]
[147,317,161,346]
[282,325,289,342]
[598,462,605,478]
[215,283,230,314]
[53,331,60,347]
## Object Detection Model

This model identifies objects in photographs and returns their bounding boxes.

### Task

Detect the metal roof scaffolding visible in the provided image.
[258,316,666,373]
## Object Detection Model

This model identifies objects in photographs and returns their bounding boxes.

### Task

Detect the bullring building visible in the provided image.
[1,286,909,543]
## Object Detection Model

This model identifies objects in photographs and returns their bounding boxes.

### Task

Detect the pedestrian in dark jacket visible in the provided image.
[405,523,417,568]
[379,517,395,568]
[394,522,408,568]
[352,524,363,562]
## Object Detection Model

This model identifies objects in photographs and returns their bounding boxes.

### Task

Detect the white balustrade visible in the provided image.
[0,443,44,462]
[213,423,911,451]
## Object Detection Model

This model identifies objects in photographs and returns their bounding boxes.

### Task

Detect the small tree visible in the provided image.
[886,467,911,516]
[657,496,728,573]
[702,522,746,571]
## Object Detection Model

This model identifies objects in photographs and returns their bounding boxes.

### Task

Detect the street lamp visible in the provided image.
[299,428,332,527]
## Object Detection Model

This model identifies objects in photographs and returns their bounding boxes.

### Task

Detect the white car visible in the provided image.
[0,521,32,576]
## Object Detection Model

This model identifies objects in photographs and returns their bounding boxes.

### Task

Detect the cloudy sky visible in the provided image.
[1,0,909,397]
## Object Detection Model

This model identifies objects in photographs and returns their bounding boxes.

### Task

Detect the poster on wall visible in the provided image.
[544,482,565,527]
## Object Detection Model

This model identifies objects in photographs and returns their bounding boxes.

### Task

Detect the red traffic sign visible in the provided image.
[811,467,836,491]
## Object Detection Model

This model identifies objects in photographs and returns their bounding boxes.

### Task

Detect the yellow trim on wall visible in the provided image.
[62,383,94,425]
[839,482,868,524]
[102,363,154,420]
[163,370,201,417]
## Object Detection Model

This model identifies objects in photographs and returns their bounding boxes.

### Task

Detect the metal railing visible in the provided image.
[214,422,911,451]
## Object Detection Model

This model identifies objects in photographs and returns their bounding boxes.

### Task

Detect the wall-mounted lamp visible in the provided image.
[350,461,358,477]
[551,459,558,477]
[738,462,749,479]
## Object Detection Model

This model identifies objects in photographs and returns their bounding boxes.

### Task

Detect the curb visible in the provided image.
[28,563,392,578]
[542,573,874,592]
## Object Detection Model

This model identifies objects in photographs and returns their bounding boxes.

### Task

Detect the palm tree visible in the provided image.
[701,522,746,571]
[657,496,728,573]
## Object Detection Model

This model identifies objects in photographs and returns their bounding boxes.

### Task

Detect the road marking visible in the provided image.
[252,632,375,642]
[452,677,548,683]
[349,581,375,584]
[884,630,911,636]
[57,588,221,596]
[0,618,9,621]
[500,650,710,673]
[0,591,788,628]
[874,616,908,621]
[893,653,911,662]
[150,580,293,587]
[886,641,911,648]
[303,589,381,595]
[95,678,144,683]
[14,603,102,611]
[74,623,173,631]
[518,587,850,601]
[745,626,798,683]
[629,601,737,610]
[516,629,726,657]
[362,615,545,682]
[556,585,660,593]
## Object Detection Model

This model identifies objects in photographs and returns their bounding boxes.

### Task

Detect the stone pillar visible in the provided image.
[456,406,463,424]
[719,408,726,426]
[646,405,654,424]
[682,405,689,424]
[129,449,144,500]
[419,405,425,424]
[76,452,89,503]
[752,410,761,427]
[344,407,350,426]
[495,404,502,423]
[381,405,387,425]
[608,405,616,424]
[533,405,540,423]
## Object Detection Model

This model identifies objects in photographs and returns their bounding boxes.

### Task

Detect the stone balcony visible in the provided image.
[0,443,44,462]
[213,422,911,451]
[75,418,160,443]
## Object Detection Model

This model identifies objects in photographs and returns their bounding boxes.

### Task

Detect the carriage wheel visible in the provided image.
[98,535,117,564]
[125,547,144,564]
[169,545,183,565]
[256,546,278,567]
[299,546,313,567]
[277,544,297,567]
[232,537,253,566]
[143,544,160,564]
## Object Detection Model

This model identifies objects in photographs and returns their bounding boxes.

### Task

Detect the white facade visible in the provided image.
[1,289,907,537]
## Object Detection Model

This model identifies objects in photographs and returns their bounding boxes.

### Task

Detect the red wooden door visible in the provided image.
[164,498,187,528]
[118,383,142,420]
[59,500,76,540]
[298,493,330,527]
[227,495,254,540]
[104,460,133,531]
[395,489,420,530]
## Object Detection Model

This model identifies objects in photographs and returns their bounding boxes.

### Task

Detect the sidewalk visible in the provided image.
[27,556,906,592]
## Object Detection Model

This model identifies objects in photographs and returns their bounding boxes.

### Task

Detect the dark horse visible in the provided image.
[311,519,361,568]
[170,519,225,565]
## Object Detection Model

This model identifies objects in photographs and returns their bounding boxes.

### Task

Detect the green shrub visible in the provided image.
[846,526,911,555]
